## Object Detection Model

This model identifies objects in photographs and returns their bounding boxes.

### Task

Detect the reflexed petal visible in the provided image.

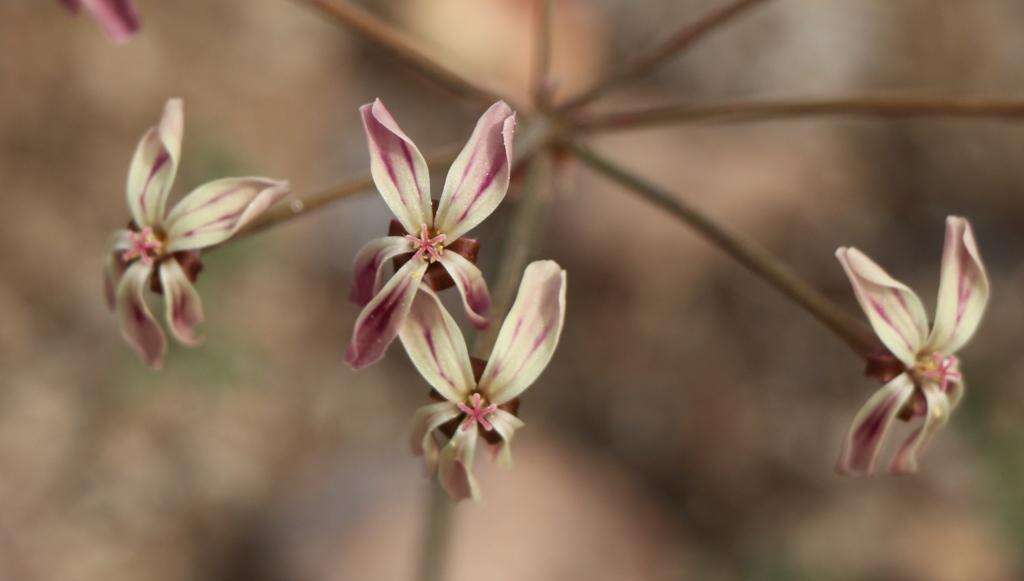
[115,261,165,369]
[434,101,516,241]
[489,409,524,469]
[438,422,480,502]
[889,384,951,474]
[159,259,205,346]
[410,401,461,475]
[349,236,414,307]
[345,258,428,369]
[163,178,290,252]
[836,247,929,366]
[127,98,182,227]
[437,251,491,329]
[360,100,432,234]
[836,373,915,476]
[398,287,475,402]
[104,229,133,309]
[926,216,990,355]
[479,260,566,405]
[80,0,140,43]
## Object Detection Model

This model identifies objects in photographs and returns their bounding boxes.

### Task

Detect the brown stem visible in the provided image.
[557,0,773,112]
[530,0,554,110]
[565,139,878,358]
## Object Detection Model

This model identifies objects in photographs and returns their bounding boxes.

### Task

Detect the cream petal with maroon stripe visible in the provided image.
[489,409,525,469]
[115,261,166,369]
[438,422,481,502]
[126,98,182,228]
[349,236,414,307]
[159,259,205,346]
[79,0,140,43]
[437,250,491,330]
[104,229,133,308]
[398,287,475,403]
[888,384,951,474]
[360,100,433,234]
[836,373,915,476]
[345,258,429,369]
[410,401,461,475]
[925,216,990,355]
[163,177,289,252]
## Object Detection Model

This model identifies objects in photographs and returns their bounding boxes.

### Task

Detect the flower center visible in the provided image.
[122,227,164,266]
[914,353,961,393]
[456,393,498,432]
[405,224,446,263]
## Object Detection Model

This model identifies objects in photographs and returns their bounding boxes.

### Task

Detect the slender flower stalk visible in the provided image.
[59,0,139,43]
[530,0,555,110]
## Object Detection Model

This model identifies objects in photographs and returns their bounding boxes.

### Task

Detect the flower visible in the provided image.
[403,260,566,501]
[104,98,290,369]
[835,216,989,475]
[345,99,517,369]
[59,0,139,43]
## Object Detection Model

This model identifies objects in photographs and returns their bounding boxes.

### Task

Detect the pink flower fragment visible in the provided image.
[60,0,140,43]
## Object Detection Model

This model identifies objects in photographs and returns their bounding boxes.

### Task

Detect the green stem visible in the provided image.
[417,480,455,581]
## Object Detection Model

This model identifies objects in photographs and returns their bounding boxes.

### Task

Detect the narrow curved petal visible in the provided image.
[434,102,516,241]
[159,259,204,346]
[360,100,432,234]
[926,216,990,355]
[345,258,428,369]
[104,229,133,309]
[398,287,475,402]
[489,409,525,469]
[127,98,183,227]
[115,261,165,369]
[80,0,140,43]
[438,422,480,502]
[479,261,566,405]
[836,247,929,367]
[836,373,915,476]
[163,178,290,252]
[889,385,951,474]
[410,401,461,475]
[349,236,414,307]
[437,251,491,330]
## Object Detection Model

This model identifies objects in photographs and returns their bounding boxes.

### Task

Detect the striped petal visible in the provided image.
[889,384,951,474]
[836,373,915,476]
[434,101,516,241]
[159,259,204,346]
[104,229,133,309]
[349,236,414,307]
[163,178,290,252]
[126,98,182,228]
[79,0,140,43]
[115,261,165,369]
[345,258,428,369]
[836,247,928,367]
[479,261,566,406]
[398,287,475,403]
[438,422,481,502]
[489,409,525,469]
[410,401,461,475]
[438,251,491,330]
[360,100,432,234]
[926,216,990,355]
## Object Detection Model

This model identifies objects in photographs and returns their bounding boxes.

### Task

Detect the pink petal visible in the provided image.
[127,98,182,228]
[360,99,433,234]
[409,401,461,475]
[437,251,491,330]
[345,258,428,369]
[80,0,139,43]
[115,261,165,369]
[926,216,990,355]
[349,236,413,307]
[479,260,566,406]
[889,385,951,474]
[398,287,475,403]
[163,178,290,252]
[434,101,516,241]
[836,247,929,367]
[438,422,481,502]
[836,373,915,476]
[159,259,205,346]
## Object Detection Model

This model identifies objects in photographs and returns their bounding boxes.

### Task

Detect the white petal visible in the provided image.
[438,422,481,502]
[126,98,182,227]
[889,384,951,474]
[489,409,525,469]
[437,251,491,329]
[398,287,475,402]
[345,258,428,369]
[104,229,133,309]
[409,401,461,475]
[349,236,414,307]
[159,259,205,346]
[926,216,990,355]
[115,261,165,369]
[836,373,915,476]
[164,178,290,252]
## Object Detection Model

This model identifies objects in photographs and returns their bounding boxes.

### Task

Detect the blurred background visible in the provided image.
[2,0,1024,579]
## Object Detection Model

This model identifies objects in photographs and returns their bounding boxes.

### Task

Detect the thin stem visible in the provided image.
[531,0,554,110]
[577,96,1024,132]
[557,0,772,112]
[288,0,518,108]
[417,480,455,581]
[565,139,878,358]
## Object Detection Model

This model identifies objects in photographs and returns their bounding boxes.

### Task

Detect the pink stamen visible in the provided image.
[404,224,446,263]
[921,353,962,393]
[121,227,163,266]
[457,393,498,432]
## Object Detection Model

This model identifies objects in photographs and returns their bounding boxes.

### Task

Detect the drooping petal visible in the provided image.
[159,259,205,346]
[437,251,491,329]
[889,384,951,475]
[345,258,428,369]
[488,409,525,469]
[410,401,461,475]
[127,98,183,228]
[836,373,915,476]
[104,229,133,309]
[479,260,566,406]
[79,0,140,43]
[360,100,432,234]
[835,247,929,367]
[438,422,481,502]
[434,101,516,241]
[398,287,475,402]
[926,216,990,355]
[163,178,290,252]
[115,261,165,369]
[349,236,414,307]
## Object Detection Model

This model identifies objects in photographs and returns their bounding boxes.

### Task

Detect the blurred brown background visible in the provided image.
[2,0,1024,579]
